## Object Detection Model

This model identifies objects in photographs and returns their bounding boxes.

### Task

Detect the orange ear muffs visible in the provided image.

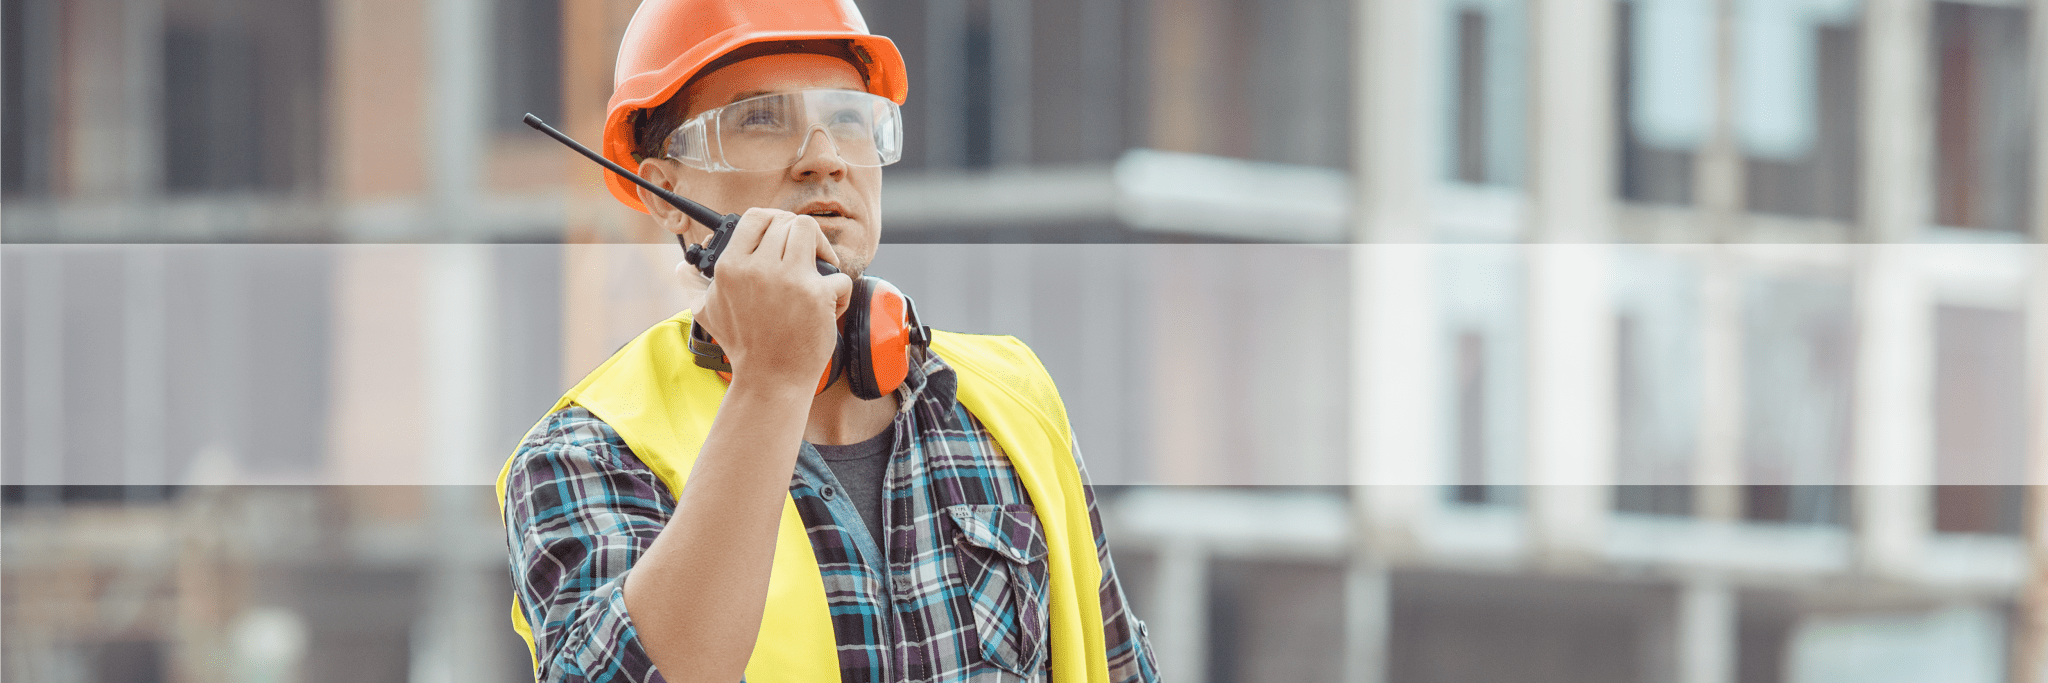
[687,275,928,399]
[841,277,929,400]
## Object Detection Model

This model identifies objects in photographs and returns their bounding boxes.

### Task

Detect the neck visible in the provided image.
[803,378,898,445]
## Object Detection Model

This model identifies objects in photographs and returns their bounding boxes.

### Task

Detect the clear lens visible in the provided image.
[664,89,902,172]
[667,117,712,167]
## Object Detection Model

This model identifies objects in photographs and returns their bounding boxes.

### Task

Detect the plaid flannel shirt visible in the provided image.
[503,347,1159,683]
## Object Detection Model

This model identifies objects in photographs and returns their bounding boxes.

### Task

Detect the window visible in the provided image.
[161,0,326,194]
[1932,1,2034,233]
[1615,0,1710,205]
[1439,247,1526,506]
[1741,272,1854,525]
[1931,305,2027,535]
[1442,0,1527,187]
[1615,0,1866,219]
[1612,249,1702,516]
[1740,1,1861,220]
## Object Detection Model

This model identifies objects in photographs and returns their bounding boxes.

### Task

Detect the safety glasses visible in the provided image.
[663,88,904,172]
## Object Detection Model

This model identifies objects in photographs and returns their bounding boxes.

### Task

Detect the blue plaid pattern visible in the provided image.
[503,348,1159,683]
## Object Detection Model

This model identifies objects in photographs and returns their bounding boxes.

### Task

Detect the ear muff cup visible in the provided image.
[842,277,918,400]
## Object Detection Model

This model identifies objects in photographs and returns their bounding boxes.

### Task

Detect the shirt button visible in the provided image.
[820,485,836,500]
[892,575,914,594]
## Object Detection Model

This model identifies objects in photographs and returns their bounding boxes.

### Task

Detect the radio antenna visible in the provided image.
[522,113,837,279]
[522,113,725,231]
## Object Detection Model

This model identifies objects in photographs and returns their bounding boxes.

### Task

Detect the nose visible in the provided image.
[788,126,847,180]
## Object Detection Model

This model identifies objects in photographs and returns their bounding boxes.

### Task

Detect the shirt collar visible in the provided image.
[893,345,956,412]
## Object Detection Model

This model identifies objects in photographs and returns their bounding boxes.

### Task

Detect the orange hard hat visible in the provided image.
[603,0,909,213]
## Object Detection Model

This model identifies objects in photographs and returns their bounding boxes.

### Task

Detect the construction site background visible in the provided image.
[3,0,2045,681]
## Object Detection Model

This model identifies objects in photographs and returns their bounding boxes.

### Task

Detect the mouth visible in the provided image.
[794,200,854,222]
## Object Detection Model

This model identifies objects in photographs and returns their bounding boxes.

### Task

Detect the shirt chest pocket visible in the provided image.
[946,504,1051,677]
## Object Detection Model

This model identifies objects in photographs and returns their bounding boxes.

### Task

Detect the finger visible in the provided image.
[820,272,854,318]
[753,211,794,263]
[782,215,822,265]
[693,281,722,336]
[803,217,842,271]
[725,207,780,256]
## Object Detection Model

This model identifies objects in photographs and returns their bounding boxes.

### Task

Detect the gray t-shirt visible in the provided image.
[810,425,896,553]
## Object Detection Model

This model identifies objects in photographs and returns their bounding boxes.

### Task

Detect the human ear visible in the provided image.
[636,158,709,243]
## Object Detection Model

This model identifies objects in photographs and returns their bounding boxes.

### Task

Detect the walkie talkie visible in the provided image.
[520,113,838,279]
[524,113,857,388]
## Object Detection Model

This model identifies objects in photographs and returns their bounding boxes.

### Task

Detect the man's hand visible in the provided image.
[626,207,854,683]
[693,207,854,389]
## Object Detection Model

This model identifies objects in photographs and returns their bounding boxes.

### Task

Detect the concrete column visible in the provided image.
[429,0,487,241]
[1150,538,1210,683]
[1526,0,1618,564]
[1342,556,1391,683]
[1860,0,1932,244]
[424,246,497,487]
[1853,244,1933,577]
[1852,0,1934,579]
[1356,0,1435,244]
[1676,576,1736,683]
[1695,0,1743,237]
[420,0,504,646]
[421,244,504,683]
[1349,6,1436,683]
[1351,0,1442,504]
[1695,247,1744,520]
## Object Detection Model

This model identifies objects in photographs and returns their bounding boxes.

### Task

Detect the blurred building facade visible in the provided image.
[3,0,2046,682]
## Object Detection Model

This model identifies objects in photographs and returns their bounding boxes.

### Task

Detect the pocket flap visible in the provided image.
[945,504,1048,565]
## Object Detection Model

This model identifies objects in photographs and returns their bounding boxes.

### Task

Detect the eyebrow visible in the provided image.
[728,90,774,104]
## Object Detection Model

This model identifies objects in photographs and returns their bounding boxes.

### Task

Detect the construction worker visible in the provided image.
[497,1,1159,681]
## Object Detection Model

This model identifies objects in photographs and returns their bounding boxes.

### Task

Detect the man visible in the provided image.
[497,1,1159,681]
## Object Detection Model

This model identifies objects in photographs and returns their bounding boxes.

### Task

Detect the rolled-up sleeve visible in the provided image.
[504,407,675,683]
[1070,441,1161,683]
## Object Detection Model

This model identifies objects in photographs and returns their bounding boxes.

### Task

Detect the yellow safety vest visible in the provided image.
[496,310,1110,682]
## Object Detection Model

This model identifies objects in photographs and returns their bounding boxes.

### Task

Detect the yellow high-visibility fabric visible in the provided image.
[496,309,1109,683]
